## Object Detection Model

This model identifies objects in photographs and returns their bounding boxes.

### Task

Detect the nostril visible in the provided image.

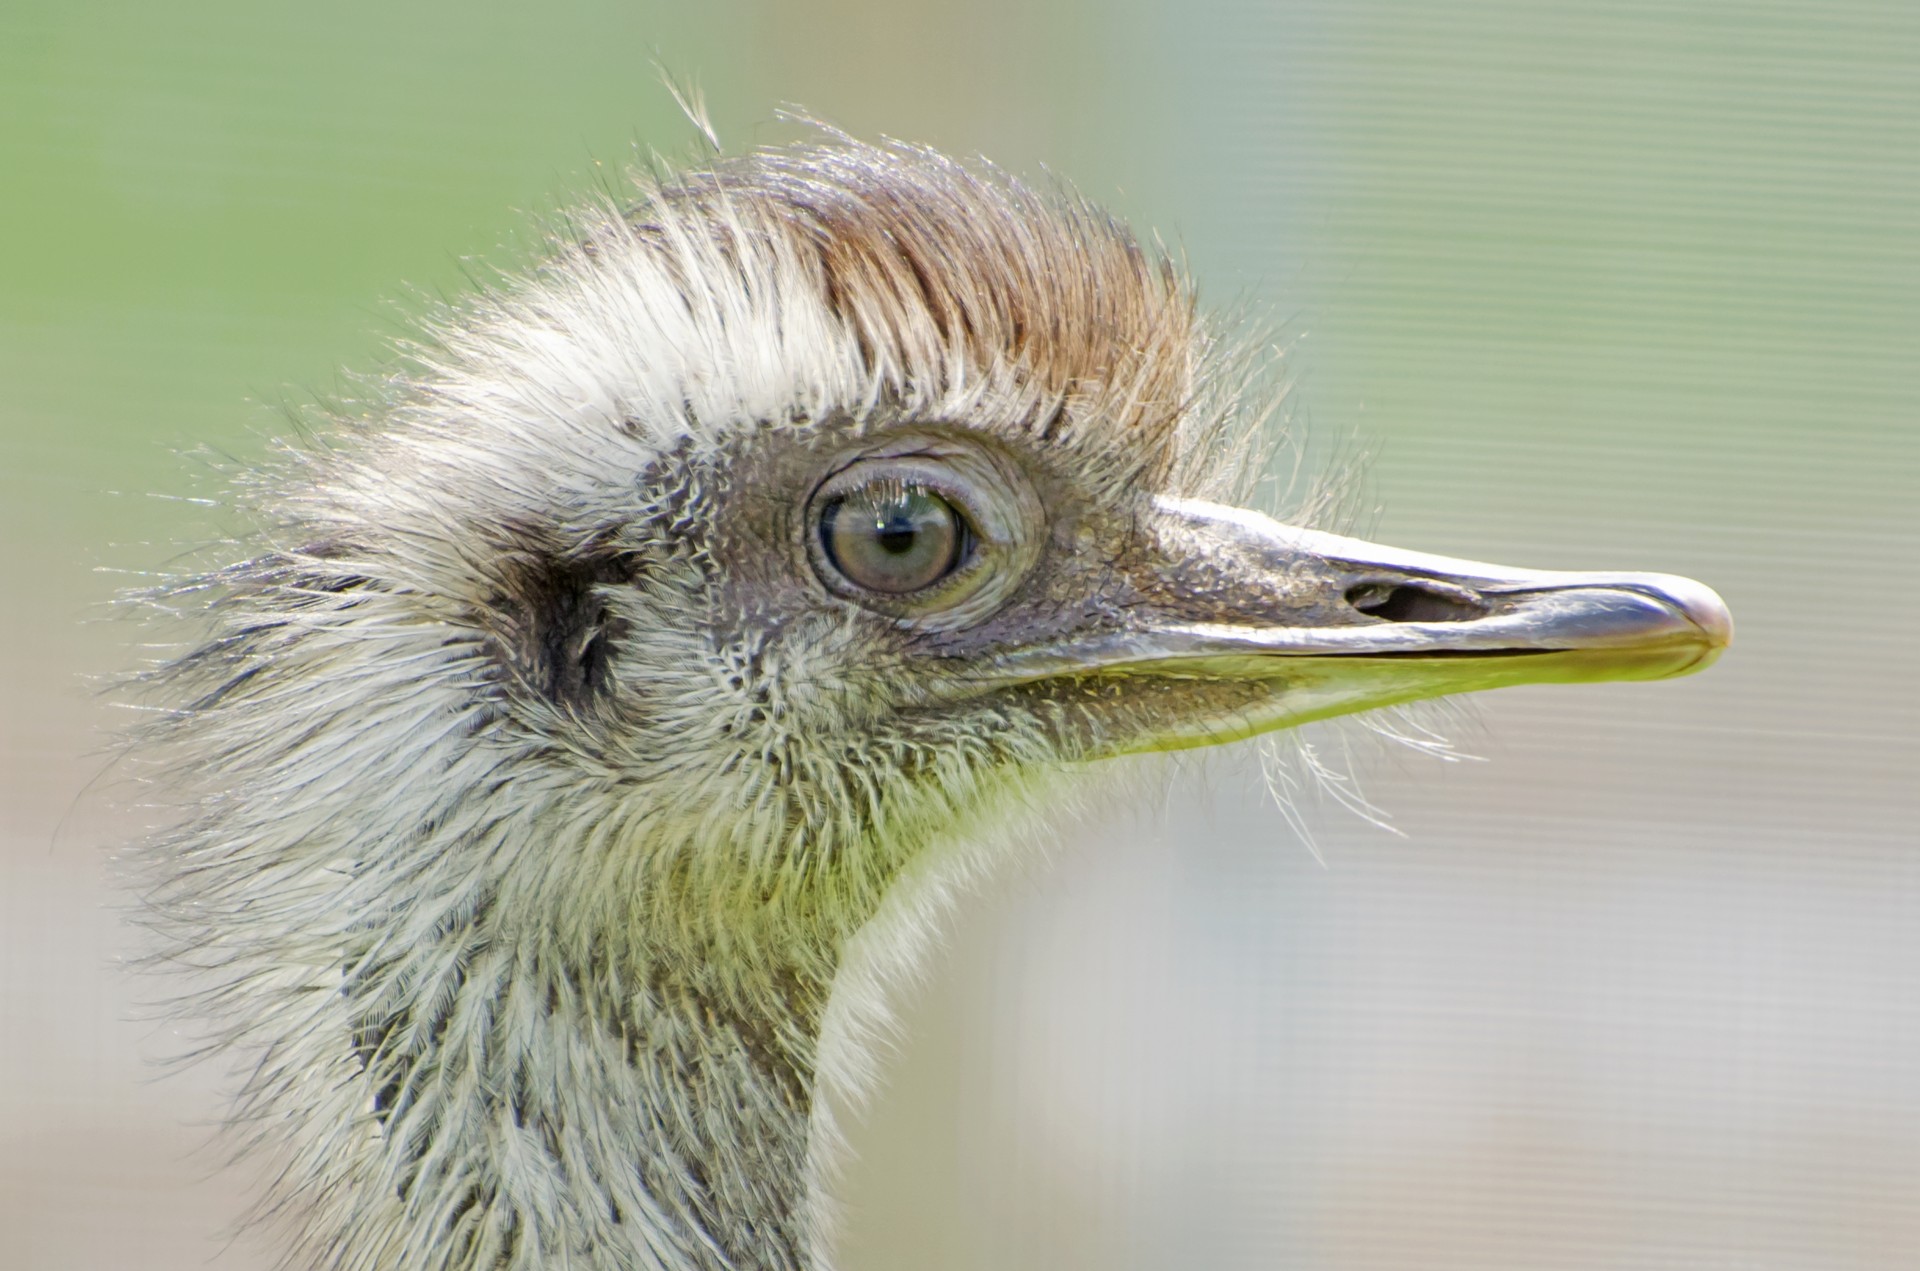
[1346,581,1488,624]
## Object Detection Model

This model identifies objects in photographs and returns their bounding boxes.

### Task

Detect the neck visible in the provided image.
[336,851,869,1271]
[323,760,1043,1271]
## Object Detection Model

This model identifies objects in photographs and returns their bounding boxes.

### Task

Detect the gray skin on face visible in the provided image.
[130,138,1729,1271]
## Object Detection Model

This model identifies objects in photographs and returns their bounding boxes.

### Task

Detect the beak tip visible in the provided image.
[1643,573,1734,650]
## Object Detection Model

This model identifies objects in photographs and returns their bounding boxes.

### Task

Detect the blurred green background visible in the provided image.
[3,1,1916,1268]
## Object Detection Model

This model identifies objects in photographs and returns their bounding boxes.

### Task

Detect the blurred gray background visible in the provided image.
[3,1,1916,1268]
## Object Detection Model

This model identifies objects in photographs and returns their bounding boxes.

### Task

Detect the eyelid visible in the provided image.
[845,477,941,513]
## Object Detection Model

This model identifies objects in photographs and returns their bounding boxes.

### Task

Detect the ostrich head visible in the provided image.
[134,137,1730,1271]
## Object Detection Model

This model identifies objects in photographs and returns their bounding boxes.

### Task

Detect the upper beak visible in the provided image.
[985,496,1732,753]
[1137,496,1731,663]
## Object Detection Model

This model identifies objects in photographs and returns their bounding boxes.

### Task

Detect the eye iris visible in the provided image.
[823,484,965,594]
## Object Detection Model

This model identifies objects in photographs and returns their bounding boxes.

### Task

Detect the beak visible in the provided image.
[990,496,1732,754]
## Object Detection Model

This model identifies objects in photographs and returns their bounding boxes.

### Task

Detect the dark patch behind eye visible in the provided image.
[484,522,636,710]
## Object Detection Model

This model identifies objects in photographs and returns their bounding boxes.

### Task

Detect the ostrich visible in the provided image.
[130,136,1730,1271]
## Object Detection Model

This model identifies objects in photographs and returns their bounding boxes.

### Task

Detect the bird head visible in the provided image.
[287,139,1725,906]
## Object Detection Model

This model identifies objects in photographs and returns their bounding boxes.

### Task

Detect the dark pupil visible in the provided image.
[875,513,919,555]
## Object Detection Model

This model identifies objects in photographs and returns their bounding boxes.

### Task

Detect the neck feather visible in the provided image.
[325,828,877,1271]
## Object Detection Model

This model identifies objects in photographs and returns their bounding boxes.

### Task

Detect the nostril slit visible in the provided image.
[1346,581,1487,624]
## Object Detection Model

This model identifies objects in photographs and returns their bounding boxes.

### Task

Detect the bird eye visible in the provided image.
[804,440,1043,628]
[819,481,970,594]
